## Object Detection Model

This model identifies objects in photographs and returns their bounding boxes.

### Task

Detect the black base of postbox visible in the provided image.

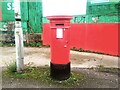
[50,62,70,81]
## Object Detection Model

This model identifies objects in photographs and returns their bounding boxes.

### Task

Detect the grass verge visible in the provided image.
[2,66,85,88]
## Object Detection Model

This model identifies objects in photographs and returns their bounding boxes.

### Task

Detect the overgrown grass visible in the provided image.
[3,66,85,87]
[6,62,17,73]
[24,42,42,47]
[0,42,42,47]
[0,42,15,47]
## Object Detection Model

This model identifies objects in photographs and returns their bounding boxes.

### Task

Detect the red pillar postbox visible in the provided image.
[47,16,73,80]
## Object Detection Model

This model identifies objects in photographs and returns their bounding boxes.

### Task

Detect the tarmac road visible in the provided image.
[2,68,119,88]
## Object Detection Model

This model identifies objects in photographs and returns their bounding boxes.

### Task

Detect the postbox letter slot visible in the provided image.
[56,28,63,39]
[56,24,64,26]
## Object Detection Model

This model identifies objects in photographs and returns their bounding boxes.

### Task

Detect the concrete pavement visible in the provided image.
[1,47,119,68]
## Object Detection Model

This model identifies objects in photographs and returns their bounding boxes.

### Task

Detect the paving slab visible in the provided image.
[1,47,118,68]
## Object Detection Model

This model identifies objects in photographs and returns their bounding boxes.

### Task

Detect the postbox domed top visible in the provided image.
[47,15,73,20]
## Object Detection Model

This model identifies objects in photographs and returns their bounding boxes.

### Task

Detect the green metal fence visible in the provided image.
[43,1,119,23]
[0,0,43,33]
[27,1,42,33]
[0,0,119,32]
[73,1,119,23]
[86,2,119,16]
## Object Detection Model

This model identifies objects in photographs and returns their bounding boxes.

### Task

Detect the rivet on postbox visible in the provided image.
[64,45,67,48]
[47,16,73,80]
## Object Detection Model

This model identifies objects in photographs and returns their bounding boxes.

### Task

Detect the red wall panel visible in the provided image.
[85,23,118,56]
[70,24,86,49]
[43,23,119,56]
[42,23,51,45]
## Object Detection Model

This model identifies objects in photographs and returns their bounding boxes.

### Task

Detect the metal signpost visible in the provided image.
[14,0,24,73]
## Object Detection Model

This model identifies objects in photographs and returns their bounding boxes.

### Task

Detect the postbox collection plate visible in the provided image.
[56,28,63,38]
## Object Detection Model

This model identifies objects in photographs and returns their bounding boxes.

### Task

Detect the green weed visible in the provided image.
[6,62,17,73]
[3,66,85,87]
[25,42,42,47]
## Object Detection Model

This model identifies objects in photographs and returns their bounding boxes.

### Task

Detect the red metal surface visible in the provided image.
[47,16,73,64]
[50,27,70,64]
[42,23,51,45]
[43,23,119,56]
[70,24,86,49]
[70,23,119,56]
[47,15,73,20]
[85,23,118,56]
